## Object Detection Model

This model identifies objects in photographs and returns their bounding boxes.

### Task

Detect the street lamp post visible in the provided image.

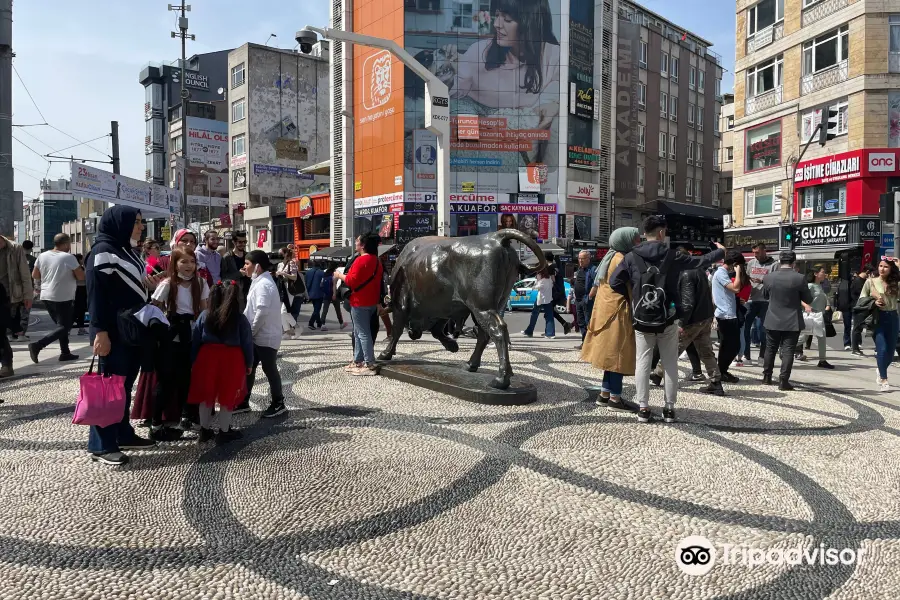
[297,26,452,237]
[200,169,212,229]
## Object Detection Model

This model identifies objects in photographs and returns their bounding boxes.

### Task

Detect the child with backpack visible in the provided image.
[189,280,254,444]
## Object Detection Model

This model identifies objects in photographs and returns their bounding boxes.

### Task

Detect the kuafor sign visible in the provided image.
[868,151,897,173]
[567,181,599,200]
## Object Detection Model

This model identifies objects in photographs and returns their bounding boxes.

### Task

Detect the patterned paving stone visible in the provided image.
[0,334,897,599]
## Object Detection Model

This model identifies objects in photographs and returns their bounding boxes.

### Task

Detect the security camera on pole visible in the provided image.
[296,26,452,237]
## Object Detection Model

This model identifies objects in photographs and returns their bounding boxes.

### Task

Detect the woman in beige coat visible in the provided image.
[581,227,641,411]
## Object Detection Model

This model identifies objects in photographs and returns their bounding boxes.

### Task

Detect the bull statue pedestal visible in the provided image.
[377,229,546,405]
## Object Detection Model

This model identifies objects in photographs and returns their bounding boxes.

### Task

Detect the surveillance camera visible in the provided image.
[295,28,318,54]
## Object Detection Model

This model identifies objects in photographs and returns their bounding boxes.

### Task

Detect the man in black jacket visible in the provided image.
[610,216,724,423]
[845,266,873,355]
[650,248,724,395]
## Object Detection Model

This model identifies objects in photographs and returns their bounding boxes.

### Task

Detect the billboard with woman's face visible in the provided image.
[404,0,562,196]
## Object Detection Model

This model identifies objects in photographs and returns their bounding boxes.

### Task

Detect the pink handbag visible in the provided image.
[72,356,127,427]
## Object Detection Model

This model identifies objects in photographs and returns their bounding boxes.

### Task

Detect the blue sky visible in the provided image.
[9,0,732,202]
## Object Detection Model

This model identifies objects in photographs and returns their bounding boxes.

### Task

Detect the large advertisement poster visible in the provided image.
[615,19,640,201]
[70,162,179,215]
[568,0,595,141]
[404,0,562,196]
[186,117,229,208]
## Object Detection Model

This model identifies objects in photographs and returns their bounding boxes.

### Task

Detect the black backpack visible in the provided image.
[630,252,675,332]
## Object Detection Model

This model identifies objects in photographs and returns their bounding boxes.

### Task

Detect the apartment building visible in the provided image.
[613,1,727,249]
[730,0,898,271]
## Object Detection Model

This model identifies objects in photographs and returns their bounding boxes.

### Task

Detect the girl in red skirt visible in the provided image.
[189,279,254,444]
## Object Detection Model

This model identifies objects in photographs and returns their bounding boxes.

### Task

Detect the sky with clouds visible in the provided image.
[9,0,732,202]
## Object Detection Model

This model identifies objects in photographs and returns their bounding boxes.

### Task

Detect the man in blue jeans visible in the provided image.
[743,242,778,365]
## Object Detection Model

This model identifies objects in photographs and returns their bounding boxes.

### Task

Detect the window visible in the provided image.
[170,136,182,153]
[697,107,704,130]
[725,178,733,191]
[670,135,677,160]
[671,57,679,81]
[748,0,784,35]
[747,56,783,97]
[745,120,781,171]
[659,133,667,158]
[802,25,849,76]
[231,62,245,88]
[745,184,783,216]
[639,83,647,108]
[695,177,702,200]
[716,79,721,97]
[688,103,695,125]
[713,151,720,169]
[658,171,666,193]
[801,101,849,142]
[801,182,847,218]
[668,173,676,195]
[638,123,646,151]
[638,165,645,190]
[670,96,678,121]
[232,98,245,123]
[232,133,246,156]
[714,182,720,198]
[661,92,668,118]
[686,178,694,198]
[892,16,900,52]
[802,0,820,6]
[698,70,705,93]
[715,112,720,133]
[728,115,735,129]
[690,67,696,89]
[640,42,648,67]
[727,146,734,160]
[661,52,669,77]
[688,141,695,163]
[697,143,704,165]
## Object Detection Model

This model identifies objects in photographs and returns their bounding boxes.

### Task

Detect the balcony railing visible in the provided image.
[746,22,784,54]
[802,0,848,28]
[745,86,783,116]
[800,59,849,96]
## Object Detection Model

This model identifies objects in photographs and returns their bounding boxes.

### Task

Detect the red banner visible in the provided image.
[863,240,875,270]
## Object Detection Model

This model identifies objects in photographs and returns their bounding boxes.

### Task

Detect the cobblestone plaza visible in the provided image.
[0,333,898,599]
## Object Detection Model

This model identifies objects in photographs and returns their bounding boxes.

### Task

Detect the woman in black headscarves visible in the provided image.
[85,205,158,465]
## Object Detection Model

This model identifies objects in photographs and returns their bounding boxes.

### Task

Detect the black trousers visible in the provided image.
[153,338,192,425]
[763,330,801,382]
[321,299,344,325]
[245,345,283,404]
[73,287,87,328]
[716,318,742,375]
[37,300,74,355]
[0,301,11,367]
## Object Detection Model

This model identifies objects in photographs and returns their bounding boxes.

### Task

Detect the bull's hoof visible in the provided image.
[408,329,423,340]
[377,351,394,361]
[465,361,480,373]
[439,338,459,353]
[489,376,511,390]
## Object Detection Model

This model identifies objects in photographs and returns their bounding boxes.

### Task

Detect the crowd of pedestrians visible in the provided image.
[4,204,900,462]
[580,215,900,424]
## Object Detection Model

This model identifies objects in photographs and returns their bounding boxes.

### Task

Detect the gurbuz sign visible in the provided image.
[797,222,849,246]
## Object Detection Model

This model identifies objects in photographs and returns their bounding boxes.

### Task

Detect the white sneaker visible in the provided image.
[844,345,852,351]
[881,380,891,392]
[678,351,688,361]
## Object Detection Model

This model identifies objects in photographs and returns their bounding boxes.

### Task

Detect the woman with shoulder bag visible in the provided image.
[861,258,900,391]
[334,233,382,376]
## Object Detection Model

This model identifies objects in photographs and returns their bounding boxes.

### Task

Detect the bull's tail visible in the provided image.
[494,228,548,275]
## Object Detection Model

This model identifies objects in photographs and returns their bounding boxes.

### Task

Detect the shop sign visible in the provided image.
[794,150,861,186]
[450,203,495,213]
[883,233,895,249]
[567,145,601,168]
[860,218,881,240]
[800,207,814,220]
[253,164,315,180]
[309,244,318,254]
[397,213,437,244]
[298,195,313,219]
[499,203,557,214]
[567,181,599,200]
[797,222,849,247]
[868,151,897,173]
[392,202,437,212]
[723,227,780,253]
[745,120,781,172]
[355,191,403,208]
[230,155,248,168]
[461,181,476,192]
[355,205,391,216]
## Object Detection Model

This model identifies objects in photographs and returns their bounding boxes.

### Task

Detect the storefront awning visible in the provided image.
[657,200,727,220]
[310,245,352,261]
[377,244,398,257]
[300,160,331,176]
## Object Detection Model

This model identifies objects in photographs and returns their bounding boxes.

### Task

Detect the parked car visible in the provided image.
[507,277,573,312]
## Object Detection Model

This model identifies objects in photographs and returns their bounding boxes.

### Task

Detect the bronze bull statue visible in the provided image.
[378,229,548,390]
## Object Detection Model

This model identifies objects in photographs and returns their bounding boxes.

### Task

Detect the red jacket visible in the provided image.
[344,253,382,307]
